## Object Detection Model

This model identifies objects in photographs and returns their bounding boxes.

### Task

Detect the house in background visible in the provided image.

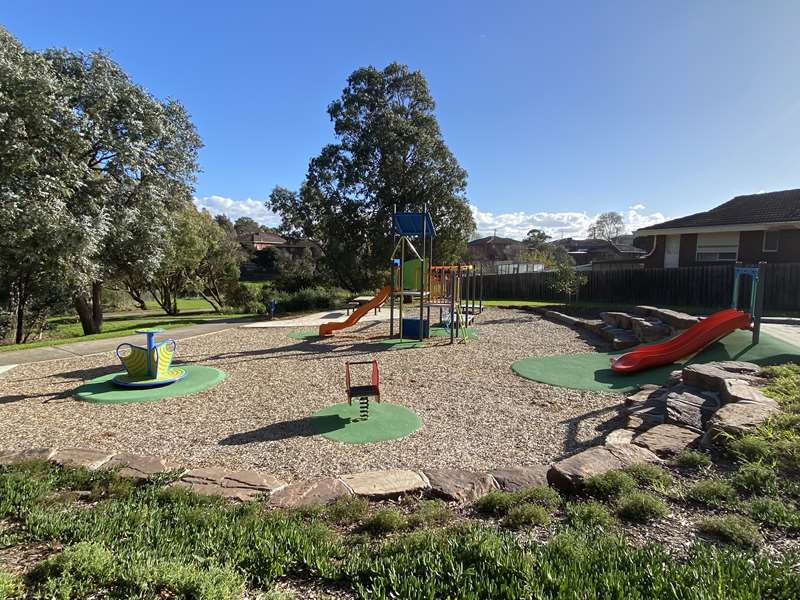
[634,189,800,268]
[551,237,646,270]
[238,231,287,250]
[467,235,525,263]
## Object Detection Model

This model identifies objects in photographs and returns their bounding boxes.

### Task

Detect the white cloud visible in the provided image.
[194,193,668,241]
[470,204,668,240]
[193,195,282,228]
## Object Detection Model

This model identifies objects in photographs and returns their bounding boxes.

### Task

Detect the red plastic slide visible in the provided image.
[611,308,752,373]
[319,286,391,336]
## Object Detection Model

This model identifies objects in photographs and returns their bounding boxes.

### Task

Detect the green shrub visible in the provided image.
[731,462,777,495]
[0,569,22,600]
[224,282,264,314]
[324,496,369,526]
[697,515,763,549]
[501,504,550,530]
[743,497,800,532]
[262,286,350,314]
[672,450,711,470]
[408,500,453,528]
[474,490,514,517]
[364,508,409,535]
[615,492,668,523]
[686,479,737,507]
[565,501,615,529]
[728,435,773,463]
[513,486,561,511]
[623,464,673,490]
[584,471,636,500]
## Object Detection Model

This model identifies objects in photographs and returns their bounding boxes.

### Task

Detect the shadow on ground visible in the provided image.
[219,414,349,444]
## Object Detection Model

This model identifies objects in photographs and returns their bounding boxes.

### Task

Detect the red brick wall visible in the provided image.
[739,229,800,263]
[642,235,665,268]
[679,234,698,267]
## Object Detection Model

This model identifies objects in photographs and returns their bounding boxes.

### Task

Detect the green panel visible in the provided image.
[511,330,800,393]
[75,365,226,404]
[311,402,422,444]
[400,258,425,290]
[429,326,478,339]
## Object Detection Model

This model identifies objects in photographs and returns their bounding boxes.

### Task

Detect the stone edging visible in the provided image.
[0,361,780,508]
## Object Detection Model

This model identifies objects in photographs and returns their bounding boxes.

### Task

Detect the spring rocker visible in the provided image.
[345,360,381,420]
[112,328,187,388]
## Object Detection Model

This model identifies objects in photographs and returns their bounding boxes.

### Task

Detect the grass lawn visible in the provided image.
[173,297,215,311]
[0,311,247,353]
[0,460,797,599]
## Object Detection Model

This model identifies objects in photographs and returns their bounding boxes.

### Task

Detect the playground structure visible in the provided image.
[113,328,186,388]
[611,262,765,373]
[345,360,381,420]
[388,207,483,344]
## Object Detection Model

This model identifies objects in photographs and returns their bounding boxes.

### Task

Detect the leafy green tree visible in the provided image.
[549,263,587,303]
[233,217,264,237]
[214,214,236,237]
[40,47,202,334]
[524,228,551,251]
[267,63,475,291]
[588,212,626,241]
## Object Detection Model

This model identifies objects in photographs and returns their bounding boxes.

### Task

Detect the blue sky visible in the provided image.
[4,1,800,239]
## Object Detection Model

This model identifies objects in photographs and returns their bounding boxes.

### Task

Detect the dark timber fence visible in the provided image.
[482,262,800,313]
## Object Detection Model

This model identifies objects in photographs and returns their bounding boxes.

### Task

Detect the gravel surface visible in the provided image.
[0,309,626,481]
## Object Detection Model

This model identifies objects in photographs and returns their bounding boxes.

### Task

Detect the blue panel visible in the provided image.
[393,212,436,237]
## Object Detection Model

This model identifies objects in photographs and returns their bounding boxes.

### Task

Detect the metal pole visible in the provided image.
[399,238,404,340]
[390,204,396,337]
[731,262,741,309]
[419,207,426,341]
[479,264,483,313]
[449,267,455,345]
[753,262,766,345]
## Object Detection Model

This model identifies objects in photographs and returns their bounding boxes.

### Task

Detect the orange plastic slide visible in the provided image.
[319,286,392,336]
[610,308,752,373]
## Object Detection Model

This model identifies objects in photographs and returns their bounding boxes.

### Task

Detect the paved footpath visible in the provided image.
[0,317,253,369]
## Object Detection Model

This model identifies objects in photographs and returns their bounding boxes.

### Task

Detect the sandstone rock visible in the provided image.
[172,467,284,501]
[340,469,428,497]
[705,401,780,443]
[665,390,720,430]
[601,312,633,330]
[605,429,636,445]
[269,478,351,508]
[652,308,699,330]
[720,380,779,408]
[103,453,183,480]
[667,370,683,386]
[682,364,755,393]
[547,444,661,492]
[51,448,114,470]
[544,311,580,327]
[633,424,701,457]
[424,468,497,502]
[625,385,666,407]
[625,403,665,428]
[630,317,671,342]
[715,361,761,375]
[0,447,56,465]
[490,465,549,491]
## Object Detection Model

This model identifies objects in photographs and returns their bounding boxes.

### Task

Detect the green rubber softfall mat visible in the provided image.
[511,330,800,393]
[311,402,422,444]
[75,365,226,404]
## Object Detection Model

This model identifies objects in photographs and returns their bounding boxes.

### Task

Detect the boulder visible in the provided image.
[0,447,56,465]
[633,424,701,457]
[630,317,671,342]
[490,465,549,491]
[625,385,667,408]
[547,444,661,492]
[605,429,637,445]
[51,448,115,470]
[665,390,720,430]
[340,469,429,497]
[720,380,779,408]
[544,311,580,327]
[103,453,183,480]
[682,364,756,393]
[715,361,761,375]
[269,478,352,508]
[625,403,665,428]
[651,308,699,330]
[423,468,497,502]
[173,467,285,501]
[705,401,780,443]
[601,312,633,330]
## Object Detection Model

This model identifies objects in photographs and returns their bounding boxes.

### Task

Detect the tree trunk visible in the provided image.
[73,281,104,335]
[14,297,24,345]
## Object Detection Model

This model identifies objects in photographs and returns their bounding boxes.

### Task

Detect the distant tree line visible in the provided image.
[0,27,244,344]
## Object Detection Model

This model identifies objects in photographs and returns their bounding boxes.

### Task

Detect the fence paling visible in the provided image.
[482,263,800,311]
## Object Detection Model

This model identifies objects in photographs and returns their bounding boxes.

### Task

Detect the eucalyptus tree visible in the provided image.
[267,63,475,291]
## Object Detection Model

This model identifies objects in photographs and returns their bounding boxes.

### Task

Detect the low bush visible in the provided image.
[697,515,763,549]
[408,500,453,529]
[686,479,737,507]
[565,501,615,529]
[731,462,778,495]
[364,508,408,536]
[513,486,561,511]
[623,463,673,490]
[728,435,774,463]
[615,492,668,524]
[744,497,800,532]
[0,569,22,600]
[474,490,514,517]
[474,486,560,518]
[324,496,369,526]
[260,285,350,314]
[672,449,711,470]
[501,504,550,530]
[584,471,636,500]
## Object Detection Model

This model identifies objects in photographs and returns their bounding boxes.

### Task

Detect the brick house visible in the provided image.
[551,237,646,268]
[634,189,800,268]
[238,231,287,250]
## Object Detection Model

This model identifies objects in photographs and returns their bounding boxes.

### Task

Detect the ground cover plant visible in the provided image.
[1,461,798,599]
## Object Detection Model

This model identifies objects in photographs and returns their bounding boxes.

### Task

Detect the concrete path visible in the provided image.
[242,307,400,328]
[0,317,253,369]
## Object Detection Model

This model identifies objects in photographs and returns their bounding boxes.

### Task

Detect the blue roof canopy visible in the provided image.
[392,212,436,237]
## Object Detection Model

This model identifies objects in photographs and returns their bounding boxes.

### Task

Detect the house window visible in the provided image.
[695,232,739,262]
[763,230,779,253]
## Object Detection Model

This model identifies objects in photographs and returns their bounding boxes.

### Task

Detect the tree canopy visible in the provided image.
[588,212,626,242]
[267,63,475,291]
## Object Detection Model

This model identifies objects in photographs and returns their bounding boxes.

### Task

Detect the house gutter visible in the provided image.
[635,221,800,237]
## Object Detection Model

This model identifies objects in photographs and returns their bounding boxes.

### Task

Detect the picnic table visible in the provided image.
[346,294,386,315]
